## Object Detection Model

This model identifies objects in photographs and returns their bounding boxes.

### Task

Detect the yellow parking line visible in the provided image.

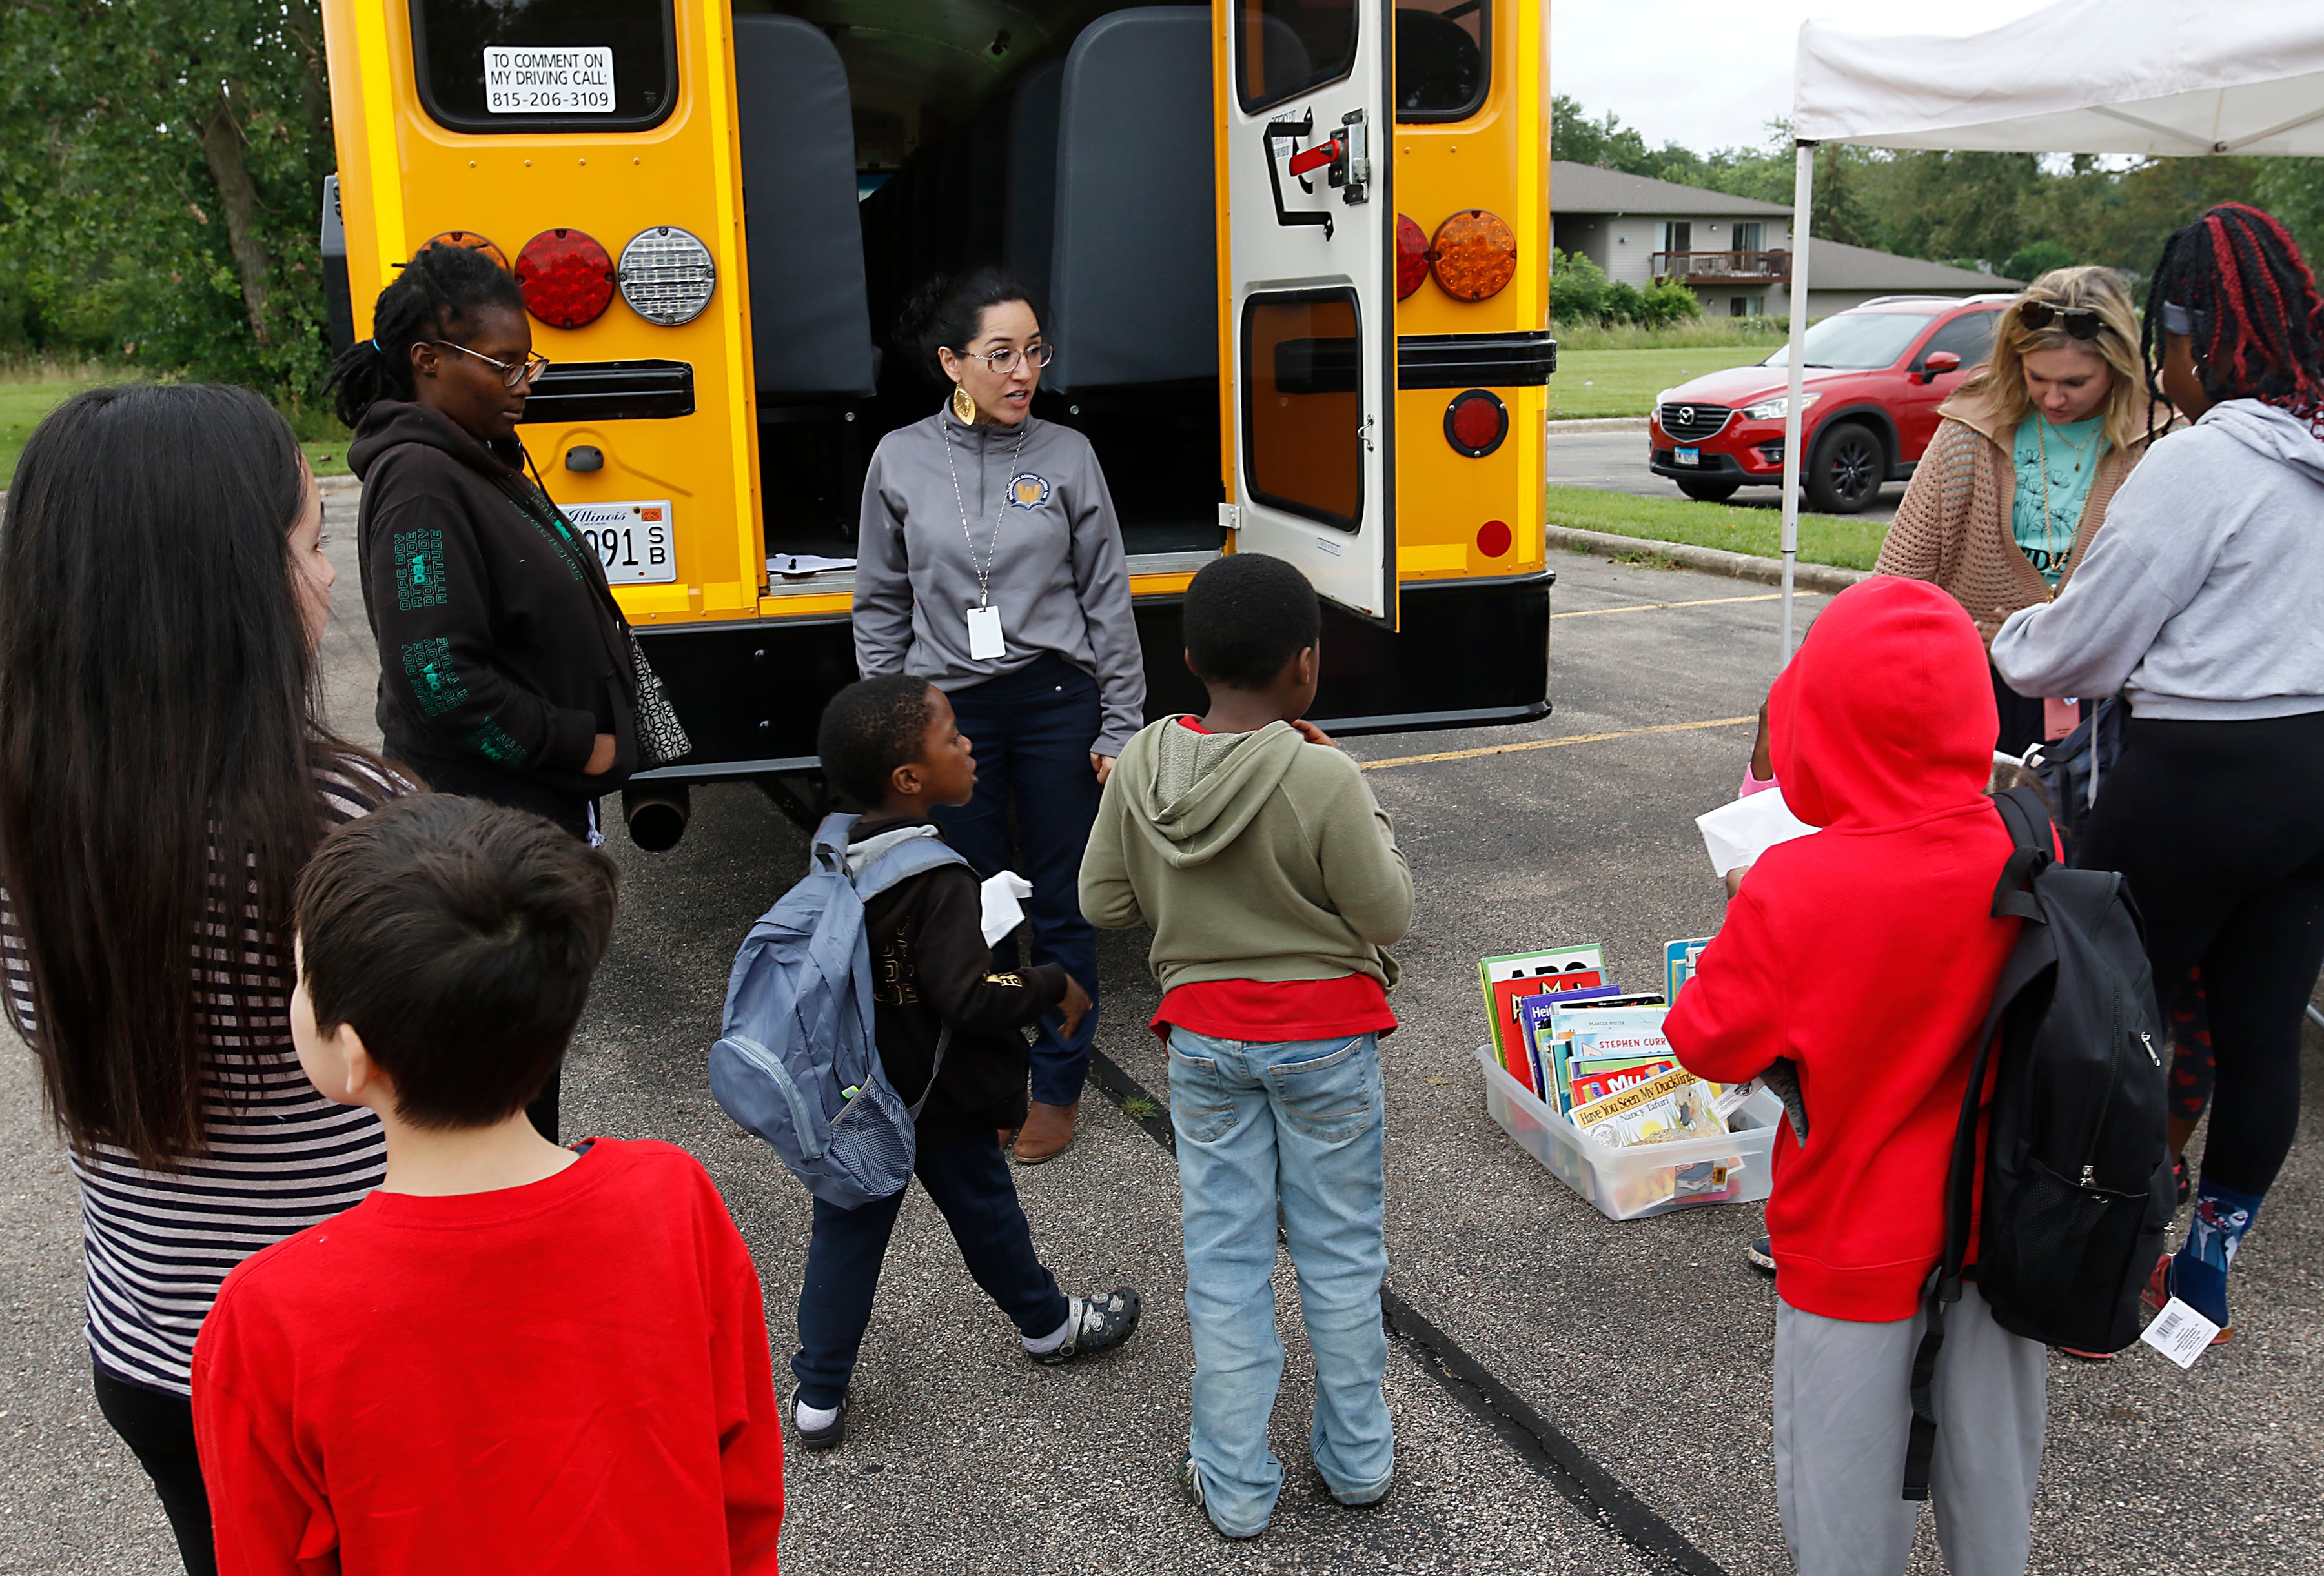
[1360,716,1757,773]
[1551,592,1790,620]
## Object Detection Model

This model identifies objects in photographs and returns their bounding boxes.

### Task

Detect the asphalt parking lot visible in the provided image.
[1547,421,1905,525]
[5,489,2318,1575]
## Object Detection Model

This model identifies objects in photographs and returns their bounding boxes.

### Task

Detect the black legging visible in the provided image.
[2079,711,2324,1197]
[92,1364,215,1575]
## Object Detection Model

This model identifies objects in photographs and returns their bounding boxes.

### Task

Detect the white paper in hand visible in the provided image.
[979,870,1034,947]
[1696,790,1816,878]
[2139,1297,2223,1369]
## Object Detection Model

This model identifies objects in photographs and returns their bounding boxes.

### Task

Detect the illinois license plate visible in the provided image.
[1675,447,1700,466]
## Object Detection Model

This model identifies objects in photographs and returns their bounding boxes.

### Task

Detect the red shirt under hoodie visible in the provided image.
[192,1137,784,1575]
[1665,577,2021,1323]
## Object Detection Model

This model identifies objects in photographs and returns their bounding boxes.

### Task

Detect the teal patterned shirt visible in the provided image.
[2010,414,2105,587]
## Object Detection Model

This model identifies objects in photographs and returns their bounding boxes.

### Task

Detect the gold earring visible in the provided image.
[950,383,977,424]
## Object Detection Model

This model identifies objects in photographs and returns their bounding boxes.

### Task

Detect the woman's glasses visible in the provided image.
[2018,301,2106,341]
[959,343,1056,374]
[433,341,553,389]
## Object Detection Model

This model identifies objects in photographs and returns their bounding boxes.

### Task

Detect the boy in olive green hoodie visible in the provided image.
[1080,553,1412,1539]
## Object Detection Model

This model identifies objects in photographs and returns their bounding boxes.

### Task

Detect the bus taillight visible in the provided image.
[515,230,615,329]
[617,227,717,327]
[1429,210,1518,301]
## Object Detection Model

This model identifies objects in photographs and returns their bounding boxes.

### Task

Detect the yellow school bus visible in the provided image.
[320,0,1551,843]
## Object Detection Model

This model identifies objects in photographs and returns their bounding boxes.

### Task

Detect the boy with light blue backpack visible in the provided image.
[712,674,1140,1451]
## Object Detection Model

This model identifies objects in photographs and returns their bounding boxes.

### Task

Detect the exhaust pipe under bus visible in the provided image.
[623,783,691,852]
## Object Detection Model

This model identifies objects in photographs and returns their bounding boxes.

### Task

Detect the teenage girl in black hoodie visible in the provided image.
[327,241,638,1138]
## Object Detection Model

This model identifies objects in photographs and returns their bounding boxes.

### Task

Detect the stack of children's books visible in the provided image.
[1480,939,1735,1147]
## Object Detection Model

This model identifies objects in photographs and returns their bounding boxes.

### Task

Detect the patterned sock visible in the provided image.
[2172,1177,2263,1328]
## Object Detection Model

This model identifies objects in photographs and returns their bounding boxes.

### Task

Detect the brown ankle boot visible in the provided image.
[1012,1100,1079,1165]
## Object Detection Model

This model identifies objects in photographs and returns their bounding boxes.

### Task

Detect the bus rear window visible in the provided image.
[411,0,677,133]
[1396,2,1487,122]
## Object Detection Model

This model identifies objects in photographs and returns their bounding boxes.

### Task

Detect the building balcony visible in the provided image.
[1650,250,1791,286]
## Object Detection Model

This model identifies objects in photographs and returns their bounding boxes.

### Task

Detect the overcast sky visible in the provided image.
[1551,1,2059,154]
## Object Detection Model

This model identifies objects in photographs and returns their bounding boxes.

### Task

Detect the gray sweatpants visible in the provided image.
[1773,1286,2046,1576]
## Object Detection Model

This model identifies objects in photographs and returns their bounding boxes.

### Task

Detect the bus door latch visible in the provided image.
[1334,110,1371,205]
[1265,112,1335,239]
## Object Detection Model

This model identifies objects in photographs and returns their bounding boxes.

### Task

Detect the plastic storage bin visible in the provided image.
[1476,1044,1782,1221]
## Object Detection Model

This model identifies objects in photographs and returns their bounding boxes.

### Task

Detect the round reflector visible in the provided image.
[1476,520,1513,558]
[420,230,509,273]
[618,225,717,326]
[1444,389,1508,457]
[513,229,615,329]
[1396,214,1430,299]
[1430,209,1518,301]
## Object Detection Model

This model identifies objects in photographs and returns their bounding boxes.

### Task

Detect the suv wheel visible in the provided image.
[1806,423,1884,514]
[1676,478,1740,503]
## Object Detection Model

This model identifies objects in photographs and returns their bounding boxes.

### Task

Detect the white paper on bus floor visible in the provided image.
[1695,790,1815,878]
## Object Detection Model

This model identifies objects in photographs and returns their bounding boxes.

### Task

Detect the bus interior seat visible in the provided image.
[1004,59,1065,308]
[1046,6,1216,394]
[733,13,877,399]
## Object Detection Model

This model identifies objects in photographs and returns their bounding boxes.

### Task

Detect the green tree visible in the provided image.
[0,1,334,399]
[2001,239,2078,283]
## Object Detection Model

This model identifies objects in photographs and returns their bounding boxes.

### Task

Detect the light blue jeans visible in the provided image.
[1166,1027,1393,1536]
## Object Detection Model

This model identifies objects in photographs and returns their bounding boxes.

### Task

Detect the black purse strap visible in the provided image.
[1902,788,2050,1500]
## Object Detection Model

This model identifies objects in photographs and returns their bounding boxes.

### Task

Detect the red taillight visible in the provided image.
[1445,389,1508,456]
[1396,214,1429,299]
[515,228,615,329]
[420,230,509,273]
[1476,519,1513,558]
[1431,209,1518,301]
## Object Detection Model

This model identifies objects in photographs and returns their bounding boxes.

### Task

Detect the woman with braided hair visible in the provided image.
[1993,203,2324,1344]
[325,240,641,1141]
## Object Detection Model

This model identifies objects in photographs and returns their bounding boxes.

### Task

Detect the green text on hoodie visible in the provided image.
[1079,718,1412,995]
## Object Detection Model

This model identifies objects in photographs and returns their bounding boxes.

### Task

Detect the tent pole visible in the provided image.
[1780,141,1817,658]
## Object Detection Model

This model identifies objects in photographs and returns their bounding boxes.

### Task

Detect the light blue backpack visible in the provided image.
[708,813,966,1208]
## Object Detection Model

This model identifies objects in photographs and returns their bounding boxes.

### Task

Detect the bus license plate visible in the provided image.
[1675,447,1700,466]
[565,500,677,585]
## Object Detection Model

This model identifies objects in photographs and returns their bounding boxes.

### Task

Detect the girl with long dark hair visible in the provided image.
[327,240,644,1139]
[852,268,1145,1164]
[0,385,406,1574]
[1992,203,2324,1344]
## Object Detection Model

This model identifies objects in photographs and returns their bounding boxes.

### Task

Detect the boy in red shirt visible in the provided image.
[192,794,784,1575]
[1665,577,2045,1576]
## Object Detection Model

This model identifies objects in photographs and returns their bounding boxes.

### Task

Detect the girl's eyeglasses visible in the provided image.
[2017,302,2106,341]
[959,343,1056,374]
[433,341,553,389]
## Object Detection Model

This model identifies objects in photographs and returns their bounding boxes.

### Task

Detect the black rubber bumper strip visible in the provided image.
[1084,1044,1732,1576]
[1397,330,1558,389]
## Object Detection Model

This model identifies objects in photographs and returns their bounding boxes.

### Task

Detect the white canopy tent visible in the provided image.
[1771,0,2324,652]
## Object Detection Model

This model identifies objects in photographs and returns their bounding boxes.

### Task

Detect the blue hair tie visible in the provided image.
[371,336,385,355]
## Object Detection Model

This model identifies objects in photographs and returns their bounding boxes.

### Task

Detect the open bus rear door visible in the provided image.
[1221,1,1397,629]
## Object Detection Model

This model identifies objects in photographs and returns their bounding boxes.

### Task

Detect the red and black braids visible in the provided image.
[2144,203,2324,439]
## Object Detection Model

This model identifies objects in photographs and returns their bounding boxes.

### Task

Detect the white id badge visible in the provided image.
[966,604,1004,660]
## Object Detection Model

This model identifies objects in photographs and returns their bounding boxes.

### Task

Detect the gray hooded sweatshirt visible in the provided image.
[1991,399,2324,720]
[853,409,1147,754]
[1080,718,1412,995]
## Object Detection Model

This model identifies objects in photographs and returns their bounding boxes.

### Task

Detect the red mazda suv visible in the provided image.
[1649,294,2015,513]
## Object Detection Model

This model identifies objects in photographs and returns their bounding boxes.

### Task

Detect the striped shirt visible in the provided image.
[4,757,405,1396]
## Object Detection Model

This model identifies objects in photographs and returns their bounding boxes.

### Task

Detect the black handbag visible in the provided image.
[627,631,692,768]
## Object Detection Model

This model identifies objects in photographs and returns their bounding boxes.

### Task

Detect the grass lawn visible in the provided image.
[1547,345,1777,420]
[0,374,352,489]
[1543,483,1890,572]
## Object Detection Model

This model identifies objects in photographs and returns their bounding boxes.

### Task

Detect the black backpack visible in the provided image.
[1902,786,2171,1500]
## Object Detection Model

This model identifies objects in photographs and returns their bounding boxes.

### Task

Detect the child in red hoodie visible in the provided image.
[1666,577,2044,1576]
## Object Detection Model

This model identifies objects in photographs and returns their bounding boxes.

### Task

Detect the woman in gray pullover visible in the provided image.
[1992,205,2324,1344]
[853,268,1146,1162]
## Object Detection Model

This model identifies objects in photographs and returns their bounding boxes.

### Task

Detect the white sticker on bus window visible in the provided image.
[484,47,616,115]
[566,500,675,585]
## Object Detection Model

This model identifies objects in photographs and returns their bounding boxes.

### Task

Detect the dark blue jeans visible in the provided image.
[931,652,1103,1107]
[791,1129,1070,1408]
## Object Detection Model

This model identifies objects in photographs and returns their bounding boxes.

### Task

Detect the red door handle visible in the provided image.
[1287,138,1343,177]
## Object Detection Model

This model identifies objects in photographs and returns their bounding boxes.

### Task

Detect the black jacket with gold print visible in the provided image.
[850,816,1067,1137]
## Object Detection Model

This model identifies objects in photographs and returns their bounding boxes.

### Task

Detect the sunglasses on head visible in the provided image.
[2018,301,2106,341]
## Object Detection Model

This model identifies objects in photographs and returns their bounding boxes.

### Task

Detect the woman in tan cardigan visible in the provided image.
[1875,267,2156,754]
